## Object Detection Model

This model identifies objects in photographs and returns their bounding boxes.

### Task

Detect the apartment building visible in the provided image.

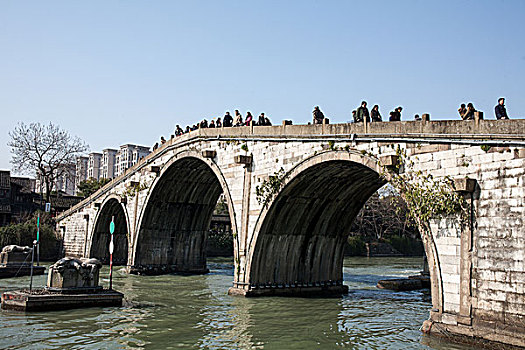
[101,148,118,179]
[114,144,150,177]
[87,152,102,180]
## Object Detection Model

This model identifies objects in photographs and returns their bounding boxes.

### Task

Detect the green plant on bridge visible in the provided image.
[255,167,286,207]
[383,147,467,228]
[122,181,149,198]
[480,144,491,153]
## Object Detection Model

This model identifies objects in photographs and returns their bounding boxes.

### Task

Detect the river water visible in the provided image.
[0,257,475,349]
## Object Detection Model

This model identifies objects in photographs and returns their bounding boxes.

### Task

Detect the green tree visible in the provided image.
[77,177,111,198]
[0,212,60,260]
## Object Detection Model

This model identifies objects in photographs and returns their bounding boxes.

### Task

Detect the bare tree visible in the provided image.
[350,191,418,241]
[8,122,88,202]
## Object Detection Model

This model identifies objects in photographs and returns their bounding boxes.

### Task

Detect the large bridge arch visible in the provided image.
[130,151,238,275]
[242,150,443,310]
[89,195,130,265]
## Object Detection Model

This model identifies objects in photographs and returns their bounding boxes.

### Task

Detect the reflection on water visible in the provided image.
[0,257,473,349]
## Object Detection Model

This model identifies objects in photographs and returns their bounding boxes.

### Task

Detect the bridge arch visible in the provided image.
[89,195,130,265]
[244,150,443,309]
[131,151,237,275]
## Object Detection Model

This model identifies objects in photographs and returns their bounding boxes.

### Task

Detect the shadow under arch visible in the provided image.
[90,197,129,265]
[130,154,236,275]
[243,151,442,309]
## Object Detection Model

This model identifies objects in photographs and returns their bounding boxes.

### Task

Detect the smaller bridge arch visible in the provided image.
[89,195,130,265]
[130,151,237,275]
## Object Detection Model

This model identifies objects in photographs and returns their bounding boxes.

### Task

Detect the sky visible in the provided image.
[1,0,524,174]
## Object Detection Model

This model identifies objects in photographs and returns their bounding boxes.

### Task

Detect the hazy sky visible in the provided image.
[1,1,524,173]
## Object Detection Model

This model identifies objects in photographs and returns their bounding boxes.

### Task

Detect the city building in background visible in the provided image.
[87,152,102,180]
[115,144,150,177]
[101,148,118,180]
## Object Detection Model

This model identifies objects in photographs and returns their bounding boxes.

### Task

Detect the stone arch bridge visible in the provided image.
[57,119,525,346]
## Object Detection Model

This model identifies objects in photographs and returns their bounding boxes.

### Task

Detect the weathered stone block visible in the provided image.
[453,178,477,193]
[202,150,216,159]
[150,165,160,174]
[234,155,252,165]
[379,155,399,168]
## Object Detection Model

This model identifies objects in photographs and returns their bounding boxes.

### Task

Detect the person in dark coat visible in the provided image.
[265,116,272,126]
[464,103,476,120]
[495,98,509,120]
[209,120,216,128]
[389,107,402,121]
[371,105,382,122]
[216,117,222,128]
[258,113,266,126]
[312,106,325,124]
[355,101,370,123]
[223,112,233,127]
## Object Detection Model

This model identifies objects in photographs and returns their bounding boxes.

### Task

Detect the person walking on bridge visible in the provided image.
[389,107,402,121]
[312,106,325,124]
[495,98,509,120]
[464,103,476,120]
[223,112,233,127]
[371,105,382,122]
[234,110,243,127]
[355,101,370,123]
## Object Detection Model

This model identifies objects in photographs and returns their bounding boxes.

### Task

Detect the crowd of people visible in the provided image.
[314,97,511,125]
[152,98,513,151]
[457,98,509,121]
[152,110,272,150]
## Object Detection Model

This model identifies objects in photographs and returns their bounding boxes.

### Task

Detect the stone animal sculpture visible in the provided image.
[1,245,32,254]
[50,257,103,285]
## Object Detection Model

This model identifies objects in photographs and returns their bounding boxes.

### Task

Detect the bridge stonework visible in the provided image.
[57,120,525,347]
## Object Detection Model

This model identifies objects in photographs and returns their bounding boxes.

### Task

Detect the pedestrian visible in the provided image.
[234,110,243,126]
[312,106,325,124]
[245,112,253,126]
[223,112,233,127]
[495,98,509,120]
[175,125,183,136]
[355,101,370,122]
[153,142,159,151]
[160,136,166,144]
[209,120,216,128]
[265,115,272,126]
[216,117,222,128]
[463,103,476,120]
[389,107,402,121]
[258,113,266,126]
[458,103,467,119]
[414,114,421,121]
[371,105,382,122]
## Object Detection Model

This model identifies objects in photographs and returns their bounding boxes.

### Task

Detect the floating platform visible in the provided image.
[377,274,430,292]
[0,265,45,279]
[1,289,123,311]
